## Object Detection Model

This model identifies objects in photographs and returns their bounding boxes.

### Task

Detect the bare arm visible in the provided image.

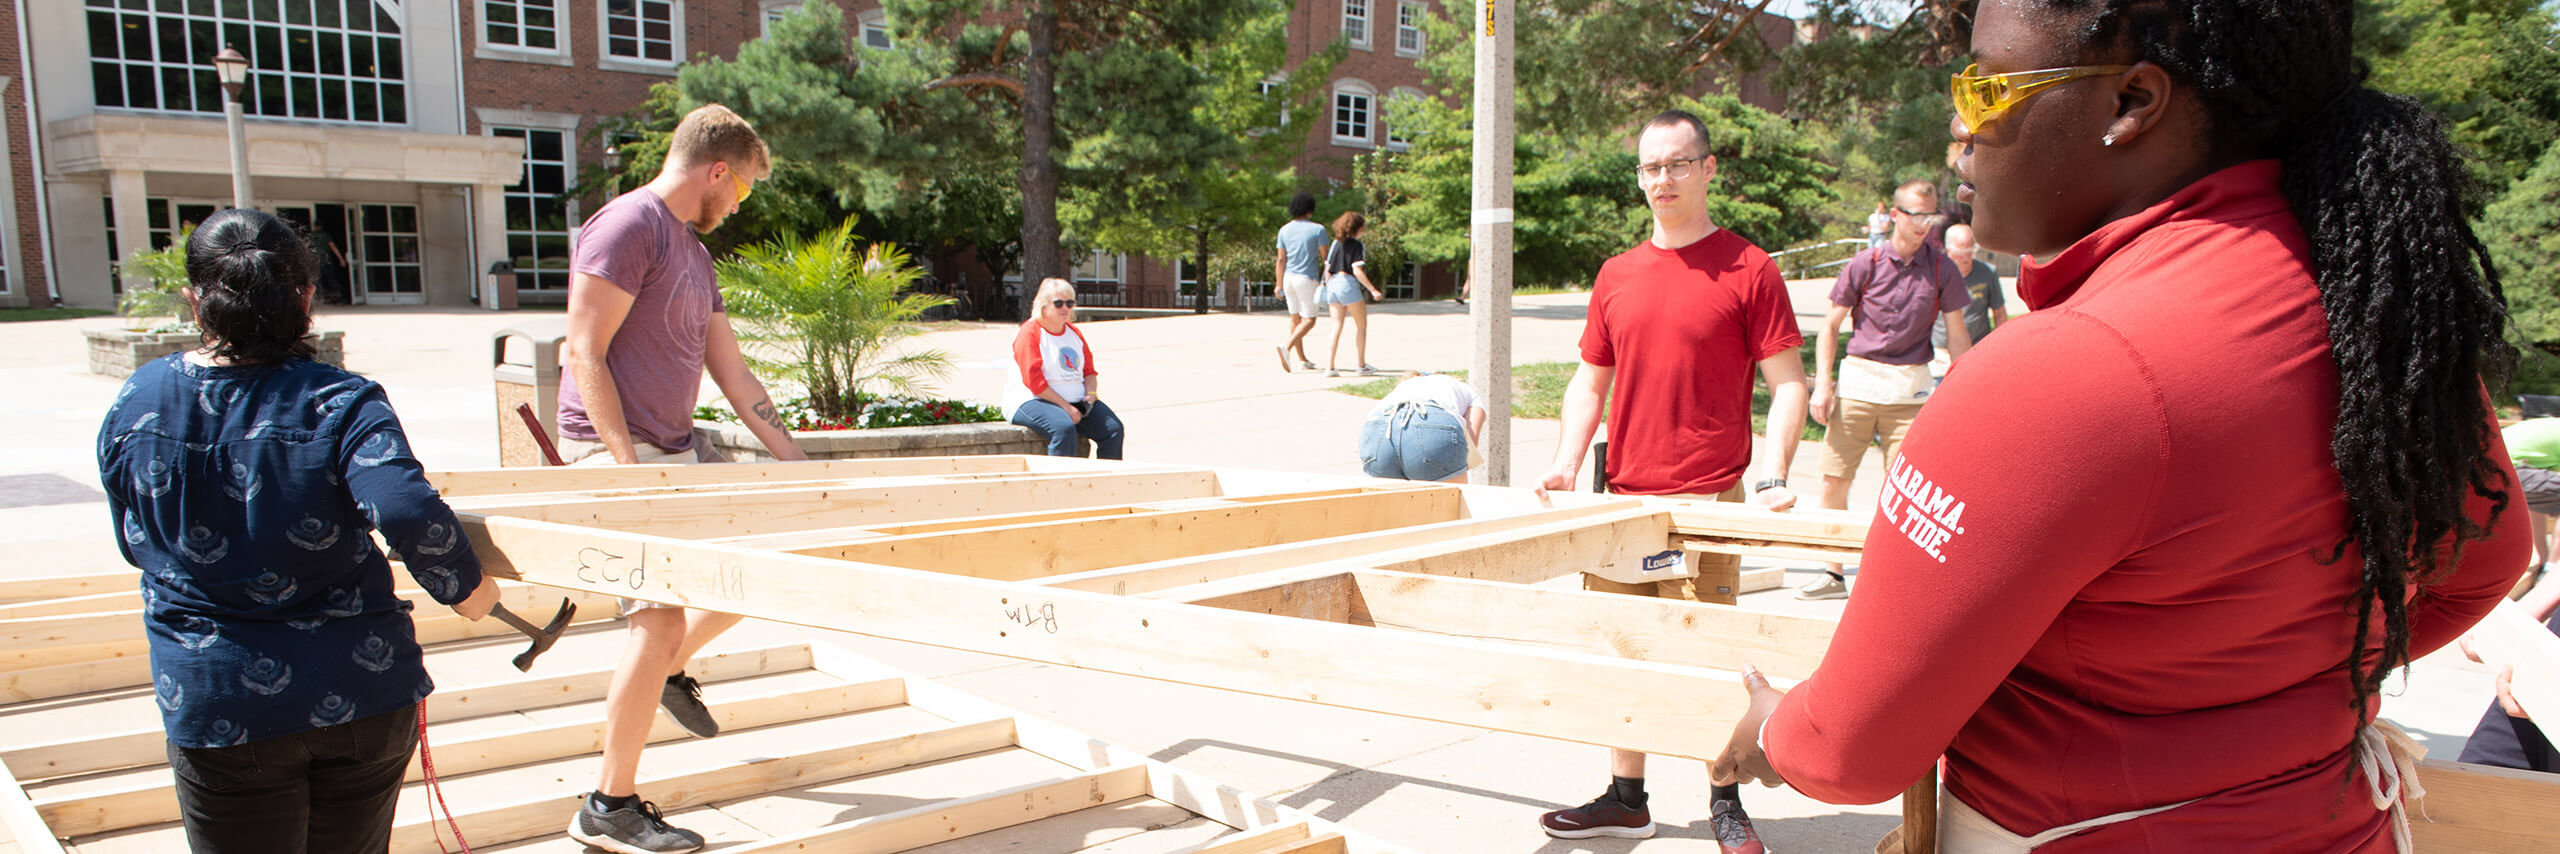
[1274,249,1287,287]
[1990,306,2010,328]
[703,313,807,461]
[1540,362,1615,492]
[1352,262,1382,299]
[1754,348,1810,511]
[1942,310,1975,360]
[1465,404,1488,447]
[563,273,641,463]
[1811,305,1849,427]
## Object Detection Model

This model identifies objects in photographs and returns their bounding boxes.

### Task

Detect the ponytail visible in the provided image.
[184,208,318,366]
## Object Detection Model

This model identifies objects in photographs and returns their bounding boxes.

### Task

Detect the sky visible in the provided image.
[1763,1,1917,26]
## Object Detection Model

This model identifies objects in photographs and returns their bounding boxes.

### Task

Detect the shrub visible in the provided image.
[718,215,955,421]
[117,226,193,331]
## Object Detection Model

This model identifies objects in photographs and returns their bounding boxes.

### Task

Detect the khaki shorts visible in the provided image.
[1583,484,1744,603]
[1820,398,1920,480]
[555,427,729,614]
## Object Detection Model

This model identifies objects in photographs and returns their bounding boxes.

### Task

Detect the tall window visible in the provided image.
[1069,252,1124,284]
[858,9,893,49]
[1332,83,1374,146]
[602,0,676,63]
[1384,87,1421,149]
[1341,0,1370,49]
[484,0,560,51]
[86,0,410,124]
[492,127,573,294]
[1395,2,1424,57]
[357,203,421,296]
[1384,261,1417,300]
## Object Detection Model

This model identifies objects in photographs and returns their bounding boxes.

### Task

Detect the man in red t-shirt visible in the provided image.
[1532,110,1809,854]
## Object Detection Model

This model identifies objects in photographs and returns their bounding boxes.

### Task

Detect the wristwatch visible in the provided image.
[1752,478,1788,493]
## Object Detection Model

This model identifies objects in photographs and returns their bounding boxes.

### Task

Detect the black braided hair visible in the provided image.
[184,208,319,366]
[2033,0,2516,722]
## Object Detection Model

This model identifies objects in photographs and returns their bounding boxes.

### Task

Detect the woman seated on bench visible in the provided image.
[1003,277,1126,459]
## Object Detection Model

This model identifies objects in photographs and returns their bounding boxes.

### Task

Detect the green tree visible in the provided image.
[2486,144,2560,376]
[1361,2,1837,287]
[2359,0,2560,189]
[717,215,955,422]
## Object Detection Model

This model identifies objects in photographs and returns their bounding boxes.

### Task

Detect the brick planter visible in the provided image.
[702,419,1048,462]
[85,328,344,378]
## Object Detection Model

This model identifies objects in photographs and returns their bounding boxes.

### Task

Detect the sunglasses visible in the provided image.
[728,167,754,203]
[1950,63,2133,134]
[1050,299,1076,308]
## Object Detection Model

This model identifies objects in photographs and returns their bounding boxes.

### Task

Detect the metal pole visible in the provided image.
[223,97,252,209]
[1469,0,1515,485]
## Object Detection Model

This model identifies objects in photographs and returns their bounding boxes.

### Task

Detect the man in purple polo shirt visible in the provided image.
[556,103,806,854]
[1802,179,1971,600]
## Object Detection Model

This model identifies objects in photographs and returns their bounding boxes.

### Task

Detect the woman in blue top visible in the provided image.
[97,208,498,853]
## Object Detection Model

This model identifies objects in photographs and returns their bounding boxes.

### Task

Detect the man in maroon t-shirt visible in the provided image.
[557,104,806,854]
[1532,110,1809,854]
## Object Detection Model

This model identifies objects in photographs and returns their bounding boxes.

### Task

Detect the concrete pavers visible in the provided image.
[0,289,2504,851]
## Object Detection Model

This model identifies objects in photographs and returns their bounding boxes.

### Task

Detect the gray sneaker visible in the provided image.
[1794,575,1849,600]
[659,673,718,738]
[569,795,704,854]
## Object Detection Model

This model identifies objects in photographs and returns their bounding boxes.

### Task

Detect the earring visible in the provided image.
[2102,132,2119,147]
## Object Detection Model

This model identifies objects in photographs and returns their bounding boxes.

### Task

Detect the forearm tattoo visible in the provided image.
[751,398,783,428]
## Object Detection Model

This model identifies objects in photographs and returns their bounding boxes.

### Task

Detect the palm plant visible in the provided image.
[117,227,194,330]
[717,216,955,423]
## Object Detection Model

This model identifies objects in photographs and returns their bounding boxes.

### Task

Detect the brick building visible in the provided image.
[15,1,1785,311]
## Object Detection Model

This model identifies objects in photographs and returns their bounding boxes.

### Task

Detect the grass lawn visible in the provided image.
[1334,353,1829,441]
[0,307,111,322]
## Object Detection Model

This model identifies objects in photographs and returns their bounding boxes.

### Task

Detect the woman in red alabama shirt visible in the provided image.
[1712,2,2530,851]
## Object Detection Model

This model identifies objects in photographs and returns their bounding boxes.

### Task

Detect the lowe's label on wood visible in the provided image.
[1591,547,1691,585]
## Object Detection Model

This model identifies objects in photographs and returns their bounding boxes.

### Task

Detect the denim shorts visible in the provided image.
[1358,403,1469,482]
[1319,273,1363,307]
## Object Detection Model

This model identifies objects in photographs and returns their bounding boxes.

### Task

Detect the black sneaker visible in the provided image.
[1710,798,1767,854]
[1539,791,1656,839]
[568,795,704,854]
[659,673,718,738]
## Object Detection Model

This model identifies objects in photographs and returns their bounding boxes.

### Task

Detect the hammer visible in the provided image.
[486,598,577,671]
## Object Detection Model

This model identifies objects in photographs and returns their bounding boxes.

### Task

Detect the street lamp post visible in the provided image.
[211,47,253,210]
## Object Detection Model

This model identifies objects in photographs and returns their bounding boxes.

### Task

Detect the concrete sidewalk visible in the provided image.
[0,291,2504,852]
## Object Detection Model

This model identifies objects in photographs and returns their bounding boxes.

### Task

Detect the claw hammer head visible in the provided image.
[488,598,577,671]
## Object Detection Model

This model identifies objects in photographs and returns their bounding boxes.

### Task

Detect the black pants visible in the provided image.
[167,704,418,854]
[2458,608,2560,773]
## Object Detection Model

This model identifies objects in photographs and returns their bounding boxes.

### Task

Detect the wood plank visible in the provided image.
[0,593,136,621]
[29,678,902,837]
[455,470,1223,540]
[466,516,1762,761]
[1035,501,1645,596]
[716,764,1152,853]
[424,456,1037,497]
[383,716,1020,851]
[1739,566,1784,594]
[1683,537,1862,564]
[0,575,127,607]
[2,644,814,780]
[1268,833,1349,854]
[0,760,66,854]
[1363,506,1672,585]
[2410,758,2560,851]
[805,488,1465,581]
[0,583,621,673]
[1166,823,1312,854]
[2462,600,2560,722]
[1324,571,1834,679]
[1661,501,1870,550]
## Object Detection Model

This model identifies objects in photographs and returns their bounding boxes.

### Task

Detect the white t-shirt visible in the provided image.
[1002,323,1090,418]
[1369,373,1479,421]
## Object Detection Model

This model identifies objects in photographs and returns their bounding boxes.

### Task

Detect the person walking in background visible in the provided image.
[97,207,500,854]
[1534,109,1808,854]
[1800,179,1973,601]
[1005,278,1127,459]
[1358,371,1486,483]
[1715,3,2528,849]
[1866,201,1892,250]
[1318,211,1385,377]
[1928,223,2007,378]
[557,103,808,854]
[1274,193,1327,372]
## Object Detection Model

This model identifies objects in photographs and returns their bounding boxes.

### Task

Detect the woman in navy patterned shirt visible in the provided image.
[97,208,498,853]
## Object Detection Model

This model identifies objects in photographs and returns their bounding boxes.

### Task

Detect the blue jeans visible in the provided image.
[1011,398,1125,459]
[1357,403,1469,482]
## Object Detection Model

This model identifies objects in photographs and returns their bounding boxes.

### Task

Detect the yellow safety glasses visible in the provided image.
[730,170,754,203]
[1950,63,2133,134]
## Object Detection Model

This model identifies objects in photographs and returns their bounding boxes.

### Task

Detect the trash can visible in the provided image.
[484,260,519,311]
[493,318,568,467]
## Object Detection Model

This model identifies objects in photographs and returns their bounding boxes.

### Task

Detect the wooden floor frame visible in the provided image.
[6,455,2555,851]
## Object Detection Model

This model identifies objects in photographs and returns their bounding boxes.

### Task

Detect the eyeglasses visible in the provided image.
[728,167,754,203]
[1950,63,2133,134]
[1894,206,1945,221]
[1050,299,1076,308]
[1636,156,1706,183]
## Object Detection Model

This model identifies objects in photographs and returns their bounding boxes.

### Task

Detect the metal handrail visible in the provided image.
[1767,237,1869,262]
